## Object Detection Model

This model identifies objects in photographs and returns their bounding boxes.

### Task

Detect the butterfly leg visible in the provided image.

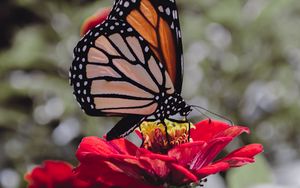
[106,115,144,141]
[138,124,145,147]
[181,116,192,142]
[188,120,191,142]
[161,119,171,147]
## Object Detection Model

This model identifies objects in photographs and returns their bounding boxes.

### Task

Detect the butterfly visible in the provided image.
[69,0,192,140]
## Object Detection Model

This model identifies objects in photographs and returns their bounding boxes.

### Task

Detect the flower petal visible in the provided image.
[135,129,143,139]
[43,161,73,182]
[76,137,168,185]
[214,126,250,139]
[143,153,175,162]
[196,161,230,177]
[76,136,139,161]
[75,162,160,188]
[217,144,264,167]
[139,157,170,179]
[170,163,198,184]
[191,119,249,142]
[191,119,230,142]
[168,141,207,166]
[25,160,90,188]
[25,167,51,187]
[74,134,262,187]
[78,153,153,182]
[80,8,111,36]
[190,137,232,170]
[109,137,142,155]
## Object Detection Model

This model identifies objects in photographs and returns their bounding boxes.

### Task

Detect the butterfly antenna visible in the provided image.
[190,106,211,121]
[190,105,234,125]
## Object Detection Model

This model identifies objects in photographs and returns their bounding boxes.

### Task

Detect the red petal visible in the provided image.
[191,119,230,142]
[80,8,111,36]
[217,144,264,167]
[139,157,170,178]
[222,157,255,167]
[26,167,51,187]
[112,158,156,180]
[76,137,118,158]
[109,137,141,155]
[190,137,232,170]
[43,161,73,182]
[171,163,198,182]
[72,178,92,188]
[76,136,139,161]
[143,153,175,162]
[25,161,91,188]
[76,137,168,184]
[79,153,152,182]
[196,161,229,177]
[135,129,143,139]
[191,119,250,142]
[168,141,207,166]
[214,126,250,139]
[75,162,159,188]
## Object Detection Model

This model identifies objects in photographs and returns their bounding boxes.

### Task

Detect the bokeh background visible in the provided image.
[0,0,299,187]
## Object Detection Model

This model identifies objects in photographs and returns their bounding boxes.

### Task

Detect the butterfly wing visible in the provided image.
[109,0,184,93]
[70,1,183,139]
[70,19,175,116]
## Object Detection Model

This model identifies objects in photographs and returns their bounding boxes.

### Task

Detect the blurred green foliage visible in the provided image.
[0,0,299,187]
[227,155,273,188]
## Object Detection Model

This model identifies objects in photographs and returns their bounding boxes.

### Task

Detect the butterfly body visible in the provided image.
[70,0,191,140]
[153,92,191,120]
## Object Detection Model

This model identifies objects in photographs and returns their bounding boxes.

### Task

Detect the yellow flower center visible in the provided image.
[139,119,194,153]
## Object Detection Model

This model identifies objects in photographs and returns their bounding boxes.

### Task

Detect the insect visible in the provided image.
[69,0,192,140]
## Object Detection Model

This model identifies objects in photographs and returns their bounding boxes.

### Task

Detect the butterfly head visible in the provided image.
[180,104,192,117]
[177,101,192,117]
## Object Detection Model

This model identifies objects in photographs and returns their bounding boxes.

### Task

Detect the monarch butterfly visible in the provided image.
[70,0,192,140]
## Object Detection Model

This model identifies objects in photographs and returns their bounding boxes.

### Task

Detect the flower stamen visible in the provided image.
[139,119,193,153]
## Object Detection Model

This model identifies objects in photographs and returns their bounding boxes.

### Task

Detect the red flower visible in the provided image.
[80,7,111,36]
[25,160,91,188]
[74,119,263,187]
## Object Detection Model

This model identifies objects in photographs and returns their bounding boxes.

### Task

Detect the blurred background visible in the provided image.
[0,0,299,187]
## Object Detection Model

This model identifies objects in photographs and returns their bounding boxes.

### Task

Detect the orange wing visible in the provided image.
[109,0,184,93]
